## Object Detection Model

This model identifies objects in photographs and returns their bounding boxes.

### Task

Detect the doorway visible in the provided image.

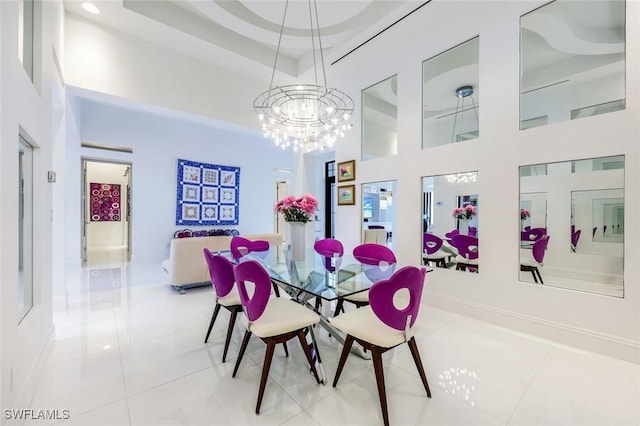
[324,161,336,238]
[82,159,132,263]
[275,179,289,243]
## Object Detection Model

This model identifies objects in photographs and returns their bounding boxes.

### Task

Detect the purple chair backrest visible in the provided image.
[353,243,396,265]
[203,248,235,298]
[445,229,459,239]
[233,260,271,322]
[532,235,550,264]
[314,238,344,272]
[230,236,270,261]
[571,230,581,247]
[468,227,477,237]
[450,235,479,260]
[423,233,443,255]
[520,231,529,241]
[354,243,397,282]
[368,266,426,331]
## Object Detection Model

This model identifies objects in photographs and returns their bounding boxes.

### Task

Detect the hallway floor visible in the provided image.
[29,250,640,425]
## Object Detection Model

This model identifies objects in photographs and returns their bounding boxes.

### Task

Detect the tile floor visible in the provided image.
[30,249,640,426]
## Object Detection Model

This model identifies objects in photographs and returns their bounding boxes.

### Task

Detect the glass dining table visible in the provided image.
[237,246,428,383]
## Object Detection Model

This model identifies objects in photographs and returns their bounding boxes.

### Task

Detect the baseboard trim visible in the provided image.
[424,292,639,364]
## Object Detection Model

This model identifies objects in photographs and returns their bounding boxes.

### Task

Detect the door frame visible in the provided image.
[81,158,133,263]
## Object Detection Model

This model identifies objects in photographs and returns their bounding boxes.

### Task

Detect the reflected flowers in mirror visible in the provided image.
[453,205,477,220]
[520,209,530,220]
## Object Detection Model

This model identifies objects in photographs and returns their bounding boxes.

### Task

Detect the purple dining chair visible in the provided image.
[521,235,550,284]
[203,249,243,362]
[571,229,581,252]
[313,238,344,310]
[232,260,321,414]
[333,244,397,317]
[230,236,270,261]
[331,266,431,426]
[450,234,479,272]
[445,229,460,239]
[422,233,450,268]
[230,236,279,296]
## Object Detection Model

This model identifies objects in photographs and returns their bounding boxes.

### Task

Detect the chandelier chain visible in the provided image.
[268,0,289,96]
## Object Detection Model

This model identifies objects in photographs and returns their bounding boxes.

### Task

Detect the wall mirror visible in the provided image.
[421,172,479,273]
[519,155,624,297]
[362,75,397,160]
[362,181,397,247]
[423,36,479,148]
[520,0,626,130]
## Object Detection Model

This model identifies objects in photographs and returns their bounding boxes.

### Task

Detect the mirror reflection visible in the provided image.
[519,156,624,297]
[423,37,479,148]
[520,0,625,130]
[362,181,396,249]
[362,75,397,160]
[421,172,479,273]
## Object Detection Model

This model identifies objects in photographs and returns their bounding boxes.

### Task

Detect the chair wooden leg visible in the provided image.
[232,330,252,378]
[256,341,276,414]
[332,334,354,387]
[333,299,345,317]
[297,329,321,384]
[204,303,221,343]
[282,342,289,357]
[536,269,544,284]
[371,349,390,426]
[407,337,431,397]
[222,307,239,363]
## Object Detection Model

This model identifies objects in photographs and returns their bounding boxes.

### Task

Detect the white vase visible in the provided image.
[459,218,470,235]
[287,221,306,261]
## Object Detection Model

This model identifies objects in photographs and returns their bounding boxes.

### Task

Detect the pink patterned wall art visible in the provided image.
[90,183,121,222]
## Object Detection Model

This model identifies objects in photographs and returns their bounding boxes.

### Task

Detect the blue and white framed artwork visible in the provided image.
[175,158,240,226]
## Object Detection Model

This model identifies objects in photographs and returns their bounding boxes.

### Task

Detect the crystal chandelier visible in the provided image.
[253,0,354,153]
[445,172,478,184]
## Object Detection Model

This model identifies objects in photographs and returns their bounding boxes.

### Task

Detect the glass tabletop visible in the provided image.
[238,247,398,301]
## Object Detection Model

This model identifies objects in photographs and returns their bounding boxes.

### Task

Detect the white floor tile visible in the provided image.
[28,251,639,426]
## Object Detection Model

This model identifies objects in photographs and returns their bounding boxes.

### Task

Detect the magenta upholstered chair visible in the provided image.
[422,233,450,268]
[333,244,397,317]
[450,234,479,272]
[314,238,344,273]
[232,260,321,414]
[313,238,344,310]
[521,235,550,284]
[445,229,460,239]
[331,266,431,426]
[571,229,581,252]
[230,236,270,261]
[203,249,243,362]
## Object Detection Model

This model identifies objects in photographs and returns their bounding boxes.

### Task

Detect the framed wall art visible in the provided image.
[90,182,121,221]
[175,158,240,226]
[338,185,356,205]
[337,160,356,182]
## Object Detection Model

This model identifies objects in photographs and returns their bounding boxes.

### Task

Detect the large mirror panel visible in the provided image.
[519,156,624,297]
[520,0,625,130]
[362,181,397,248]
[421,172,479,273]
[423,37,479,148]
[362,75,398,160]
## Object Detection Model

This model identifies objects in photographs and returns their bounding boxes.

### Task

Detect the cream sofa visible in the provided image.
[161,233,283,293]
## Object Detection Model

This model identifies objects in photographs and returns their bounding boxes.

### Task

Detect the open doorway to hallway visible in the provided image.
[82,159,132,264]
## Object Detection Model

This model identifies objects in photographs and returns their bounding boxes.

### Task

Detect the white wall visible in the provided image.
[66,100,295,264]
[0,0,64,413]
[330,0,640,362]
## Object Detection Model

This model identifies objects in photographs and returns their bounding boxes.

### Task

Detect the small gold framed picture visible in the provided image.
[337,160,356,182]
[337,185,355,205]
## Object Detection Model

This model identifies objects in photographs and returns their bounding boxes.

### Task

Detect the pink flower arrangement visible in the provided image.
[275,194,319,223]
[520,208,530,220]
[452,205,477,220]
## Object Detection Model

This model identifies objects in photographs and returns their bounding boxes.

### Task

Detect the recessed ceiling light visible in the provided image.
[82,2,100,14]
